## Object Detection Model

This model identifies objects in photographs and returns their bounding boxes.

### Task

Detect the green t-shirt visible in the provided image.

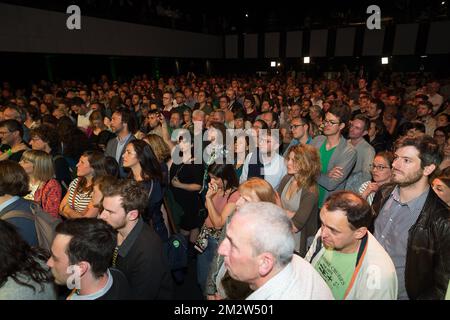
[318,142,336,208]
[314,248,357,300]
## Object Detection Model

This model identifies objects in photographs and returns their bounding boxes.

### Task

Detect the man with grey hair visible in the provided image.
[218,202,333,300]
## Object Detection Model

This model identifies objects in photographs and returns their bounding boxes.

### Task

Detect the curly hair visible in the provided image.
[0,220,52,292]
[285,144,321,190]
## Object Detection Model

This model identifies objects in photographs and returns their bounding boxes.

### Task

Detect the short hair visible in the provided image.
[233,109,246,121]
[20,150,55,182]
[192,109,205,119]
[0,119,23,139]
[411,121,426,133]
[352,114,370,131]
[219,95,230,103]
[0,160,30,197]
[395,135,442,169]
[370,98,385,113]
[291,116,310,127]
[323,191,372,230]
[418,101,433,110]
[5,104,24,121]
[113,108,137,134]
[244,94,255,105]
[30,125,58,151]
[102,179,148,217]
[327,104,351,126]
[234,202,294,268]
[70,97,85,107]
[55,218,117,279]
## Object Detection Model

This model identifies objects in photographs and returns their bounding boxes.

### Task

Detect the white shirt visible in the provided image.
[247,255,334,300]
[77,109,93,130]
[239,152,287,190]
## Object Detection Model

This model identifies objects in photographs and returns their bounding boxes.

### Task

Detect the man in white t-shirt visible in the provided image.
[218,202,333,300]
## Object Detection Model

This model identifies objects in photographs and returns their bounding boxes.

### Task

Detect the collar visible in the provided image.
[0,196,20,213]
[67,269,113,300]
[117,133,132,143]
[117,217,144,258]
[391,185,430,211]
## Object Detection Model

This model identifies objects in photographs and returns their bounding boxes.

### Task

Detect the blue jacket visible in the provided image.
[0,198,38,246]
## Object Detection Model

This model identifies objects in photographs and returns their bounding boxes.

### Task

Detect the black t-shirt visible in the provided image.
[169,160,204,214]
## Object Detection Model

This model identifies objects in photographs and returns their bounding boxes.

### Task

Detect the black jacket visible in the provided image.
[372,184,450,300]
[114,218,173,300]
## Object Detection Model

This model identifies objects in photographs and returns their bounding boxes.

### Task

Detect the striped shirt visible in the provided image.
[67,178,92,214]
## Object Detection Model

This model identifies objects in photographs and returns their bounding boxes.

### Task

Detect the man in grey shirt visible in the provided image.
[345,114,375,193]
[372,135,450,300]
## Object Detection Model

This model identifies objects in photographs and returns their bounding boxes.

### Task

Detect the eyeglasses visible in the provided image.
[323,119,340,126]
[369,164,391,171]
[290,124,305,130]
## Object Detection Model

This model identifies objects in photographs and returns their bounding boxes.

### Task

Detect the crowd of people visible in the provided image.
[0,71,449,300]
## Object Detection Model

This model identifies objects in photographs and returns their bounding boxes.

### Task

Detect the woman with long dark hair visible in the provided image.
[0,220,56,299]
[122,139,168,241]
[168,130,204,247]
[195,162,240,295]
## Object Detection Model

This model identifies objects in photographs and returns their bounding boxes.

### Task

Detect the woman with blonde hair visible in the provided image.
[19,150,62,218]
[278,144,321,256]
[143,133,171,190]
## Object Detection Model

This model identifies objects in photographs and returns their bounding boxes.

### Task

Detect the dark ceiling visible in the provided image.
[0,0,448,33]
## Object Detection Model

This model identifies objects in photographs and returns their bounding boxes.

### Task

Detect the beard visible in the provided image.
[392,168,423,187]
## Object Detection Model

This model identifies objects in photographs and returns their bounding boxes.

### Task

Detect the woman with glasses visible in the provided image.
[19,150,62,218]
[359,151,394,205]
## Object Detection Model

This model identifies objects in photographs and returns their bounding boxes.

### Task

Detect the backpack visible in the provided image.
[1,202,62,251]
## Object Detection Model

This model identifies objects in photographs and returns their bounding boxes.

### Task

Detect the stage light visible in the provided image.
[270,61,276,67]
[277,62,281,67]
[303,57,310,64]
[381,57,389,65]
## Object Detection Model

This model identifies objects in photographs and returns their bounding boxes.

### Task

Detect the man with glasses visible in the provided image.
[311,105,356,208]
[283,117,312,157]
[0,119,29,162]
[345,115,376,193]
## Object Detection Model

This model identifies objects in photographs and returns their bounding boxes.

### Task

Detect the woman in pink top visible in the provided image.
[195,163,240,295]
